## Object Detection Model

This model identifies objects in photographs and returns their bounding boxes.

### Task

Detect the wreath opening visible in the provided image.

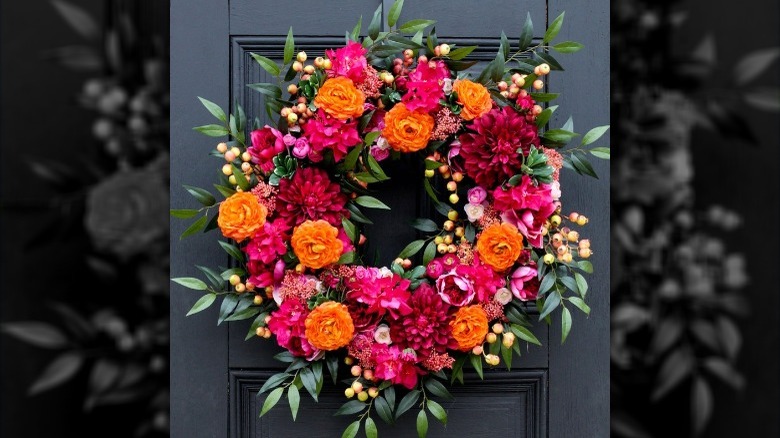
[172,3,608,436]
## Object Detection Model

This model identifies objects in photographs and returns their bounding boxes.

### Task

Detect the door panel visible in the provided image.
[171,1,609,436]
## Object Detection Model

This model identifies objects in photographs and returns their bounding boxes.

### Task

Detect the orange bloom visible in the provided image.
[217,192,267,242]
[449,305,489,351]
[382,103,434,152]
[476,222,524,272]
[291,220,344,269]
[304,301,355,350]
[453,79,492,121]
[313,76,365,120]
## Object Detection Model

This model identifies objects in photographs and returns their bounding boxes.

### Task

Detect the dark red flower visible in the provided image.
[276,167,349,231]
[248,126,286,173]
[389,284,457,356]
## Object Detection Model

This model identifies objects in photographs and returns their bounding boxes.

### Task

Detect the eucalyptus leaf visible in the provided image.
[543,11,565,43]
[186,294,217,316]
[260,387,284,417]
[197,97,228,123]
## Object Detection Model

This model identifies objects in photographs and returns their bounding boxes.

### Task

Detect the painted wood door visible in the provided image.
[170,1,609,436]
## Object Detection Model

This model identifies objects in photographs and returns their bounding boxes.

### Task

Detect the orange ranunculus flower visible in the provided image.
[453,79,492,121]
[450,305,489,351]
[217,191,267,242]
[313,76,365,120]
[291,220,344,269]
[304,301,355,350]
[382,102,434,153]
[476,222,524,272]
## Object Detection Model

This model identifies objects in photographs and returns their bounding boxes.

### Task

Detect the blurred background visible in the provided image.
[0,0,778,437]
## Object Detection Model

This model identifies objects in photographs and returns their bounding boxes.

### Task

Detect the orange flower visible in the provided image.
[449,305,489,351]
[304,301,355,350]
[291,220,344,269]
[476,223,524,272]
[313,76,365,120]
[217,192,267,242]
[453,79,492,121]
[382,103,434,153]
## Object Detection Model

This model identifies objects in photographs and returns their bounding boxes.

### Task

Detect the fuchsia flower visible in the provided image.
[510,264,539,301]
[469,254,505,302]
[435,267,475,307]
[247,259,285,290]
[402,60,450,113]
[467,186,488,204]
[244,219,288,264]
[303,113,361,162]
[458,107,541,187]
[276,167,349,230]
[292,137,310,159]
[248,126,286,173]
[267,298,322,360]
[371,344,422,389]
[492,175,556,248]
[389,283,457,356]
[326,42,368,83]
[345,267,412,317]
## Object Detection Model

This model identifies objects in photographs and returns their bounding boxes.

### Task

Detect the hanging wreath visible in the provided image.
[172,2,608,436]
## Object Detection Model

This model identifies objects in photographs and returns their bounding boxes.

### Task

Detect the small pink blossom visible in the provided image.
[467,186,488,204]
[283,133,297,146]
[464,203,485,222]
[510,264,539,301]
[292,137,310,158]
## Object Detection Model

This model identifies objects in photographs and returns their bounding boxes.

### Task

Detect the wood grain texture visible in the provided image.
[170,0,230,436]
[547,0,611,437]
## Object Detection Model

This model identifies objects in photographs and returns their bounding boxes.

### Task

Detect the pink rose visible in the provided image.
[426,259,445,279]
[292,138,310,158]
[467,186,488,204]
[510,264,539,301]
[435,269,475,307]
[283,133,297,146]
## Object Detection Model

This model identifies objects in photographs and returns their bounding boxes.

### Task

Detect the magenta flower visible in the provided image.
[345,267,413,317]
[371,344,421,389]
[389,283,457,356]
[401,60,449,113]
[492,175,556,248]
[276,167,349,230]
[510,264,539,301]
[435,268,475,307]
[303,113,361,162]
[326,42,368,83]
[467,186,488,204]
[292,137,310,159]
[248,126,286,173]
[267,298,322,360]
[244,218,288,264]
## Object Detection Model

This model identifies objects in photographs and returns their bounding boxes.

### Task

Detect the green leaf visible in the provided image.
[172,277,209,291]
[552,41,584,54]
[193,124,229,137]
[351,15,363,41]
[195,265,223,289]
[446,59,478,71]
[538,271,556,295]
[284,27,295,64]
[250,53,281,77]
[423,240,436,265]
[542,129,579,144]
[326,355,339,384]
[214,183,236,198]
[384,386,396,409]
[218,294,240,325]
[518,13,534,51]
[735,48,780,85]
[342,421,360,438]
[411,218,438,233]
[346,203,373,225]
[27,352,83,395]
[186,293,217,316]
[398,239,426,259]
[416,410,428,438]
[500,31,510,60]
[355,196,390,210]
[232,164,250,191]
[338,252,356,265]
[469,354,484,379]
[539,292,561,321]
[573,272,588,297]
[183,185,216,206]
[590,147,610,160]
[395,390,420,419]
[501,341,513,370]
[529,92,559,103]
[581,125,610,145]
[448,45,477,61]
[543,11,565,43]
[568,296,591,315]
[299,367,318,401]
[424,378,454,401]
[246,313,267,340]
[578,260,593,273]
[342,217,358,242]
[288,385,300,420]
[426,400,447,425]
[561,307,572,344]
[273,351,296,363]
[260,387,284,417]
[399,19,436,34]
[387,0,404,27]
[197,97,227,123]
[535,105,558,128]
[571,151,599,178]
[511,325,542,346]
[224,307,260,322]
[374,396,394,424]
[365,417,378,438]
[180,214,208,239]
[335,400,368,416]
[692,378,713,435]
[247,83,282,98]
[218,241,245,263]
[560,276,579,294]
[344,144,363,171]
[368,4,382,40]
[534,51,564,71]
[170,208,200,219]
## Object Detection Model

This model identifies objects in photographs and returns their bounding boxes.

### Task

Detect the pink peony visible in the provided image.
[458,107,540,187]
[248,126,286,173]
[371,344,422,389]
[345,267,412,318]
[469,255,505,303]
[267,298,322,360]
[435,267,475,307]
[276,167,349,230]
[467,186,488,204]
[244,218,288,264]
[492,175,556,248]
[510,264,539,301]
[326,42,368,83]
[303,113,361,162]
[426,258,445,279]
[401,60,450,113]
[247,259,285,289]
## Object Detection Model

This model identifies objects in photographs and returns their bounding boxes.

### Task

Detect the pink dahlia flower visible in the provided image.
[389,283,457,355]
[458,107,541,187]
[276,167,349,230]
[326,42,368,83]
[492,175,556,248]
[303,113,361,162]
[345,267,412,318]
[268,298,322,360]
[248,126,286,173]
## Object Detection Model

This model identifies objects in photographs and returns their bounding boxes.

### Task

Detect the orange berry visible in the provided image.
[350,365,362,377]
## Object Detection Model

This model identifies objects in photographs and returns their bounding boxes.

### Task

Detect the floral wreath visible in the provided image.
[172,3,608,437]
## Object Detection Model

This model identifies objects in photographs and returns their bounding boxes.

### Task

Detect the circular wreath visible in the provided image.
[172,4,608,436]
